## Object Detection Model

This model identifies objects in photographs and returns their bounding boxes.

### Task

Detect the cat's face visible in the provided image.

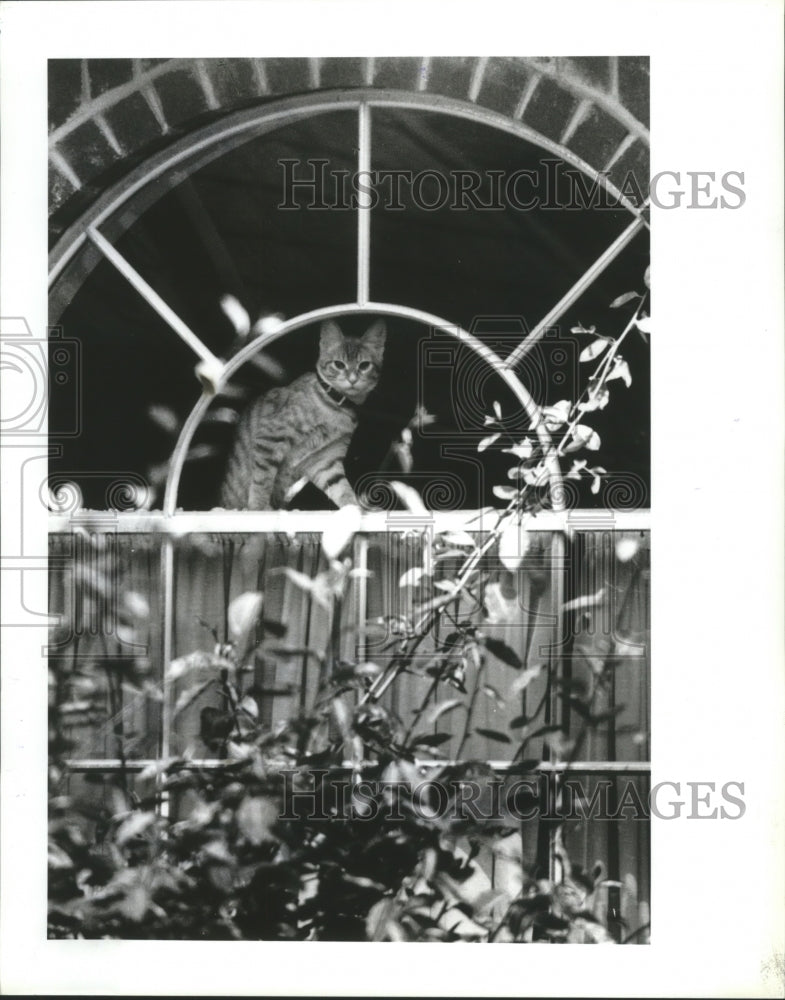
[317,319,386,403]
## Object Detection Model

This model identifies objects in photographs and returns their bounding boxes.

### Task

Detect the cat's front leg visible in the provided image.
[312,463,357,508]
[323,476,358,508]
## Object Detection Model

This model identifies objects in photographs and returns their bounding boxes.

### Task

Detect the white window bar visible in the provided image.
[48,509,652,535]
[356,102,372,306]
[51,94,651,855]
[504,207,649,369]
[353,534,370,665]
[50,90,647,294]
[85,226,223,372]
[467,57,489,103]
[74,112,649,401]
[161,301,564,516]
[63,758,651,775]
[159,535,174,799]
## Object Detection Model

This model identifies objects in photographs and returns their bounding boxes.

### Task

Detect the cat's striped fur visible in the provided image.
[221,319,385,510]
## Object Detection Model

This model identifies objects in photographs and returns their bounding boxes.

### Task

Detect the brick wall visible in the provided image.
[48,56,649,235]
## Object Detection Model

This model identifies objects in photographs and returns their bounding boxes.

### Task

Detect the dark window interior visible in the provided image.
[49,108,649,511]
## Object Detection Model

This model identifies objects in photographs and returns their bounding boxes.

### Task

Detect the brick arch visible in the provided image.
[49,56,649,240]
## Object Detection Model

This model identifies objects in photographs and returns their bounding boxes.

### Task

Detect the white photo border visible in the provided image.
[1,1,783,996]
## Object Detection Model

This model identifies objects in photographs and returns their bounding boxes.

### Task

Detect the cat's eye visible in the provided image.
[358,361,372,372]
[333,360,346,370]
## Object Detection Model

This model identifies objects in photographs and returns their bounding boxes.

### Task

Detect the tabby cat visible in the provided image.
[221,319,385,509]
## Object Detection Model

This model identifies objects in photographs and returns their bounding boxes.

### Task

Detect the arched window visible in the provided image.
[48,59,650,942]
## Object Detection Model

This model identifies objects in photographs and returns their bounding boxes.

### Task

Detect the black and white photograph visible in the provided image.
[0,1,782,995]
[45,52,652,943]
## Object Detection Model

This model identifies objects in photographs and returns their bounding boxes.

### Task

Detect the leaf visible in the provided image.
[282,567,316,594]
[120,884,150,923]
[635,315,652,334]
[123,591,150,620]
[579,338,611,363]
[331,697,352,740]
[137,757,180,782]
[510,665,543,694]
[392,441,413,473]
[202,407,239,425]
[502,439,533,460]
[367,898,397,941]
[562,588,605,613]
[411,732,452,748]
[612,635,645,657]
[475,728,512,744]
[541,399,571,430]
[498,517,530,572]
[543,731,574,756]
[609,291,639,308]
[493,400,503,420]
[606,358,632,387]
[220,294,251,336]
[563,424,601,454]
[115,811,156,846]
[147,404,179,435]
[483,637,523,669]
[480,684,505,707]
[472,888,507,915]
[570,324,596,335]
[426,699,464,724]
[260,618,287,637]
[321,503,362,559]
[172,679,216,719]
[566,459,587,480]
[615,537,639,562]
[643,265,650,289]
[477,433,500,452]
[492,485,518,501]
[202,839,235,865]
[228,592,263,645]
[236,796,279,845]
[441,530,475,548]
[48,841,74,870]
[578,387,610,413]
[353,661,383,677]
[399,567,425,588]
[480,582,509,624]
[390,481,428,515]
[521,463,548,487]
[239,694,259,719]
[252,313,286,337]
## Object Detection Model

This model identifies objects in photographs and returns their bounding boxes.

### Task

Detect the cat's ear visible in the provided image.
[320,320,344,353]
[361,320,386,358]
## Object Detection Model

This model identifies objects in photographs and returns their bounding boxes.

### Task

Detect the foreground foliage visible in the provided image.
[49,277,650,941]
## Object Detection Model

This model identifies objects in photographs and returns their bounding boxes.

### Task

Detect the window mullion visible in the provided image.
[356,102,372,306]
[85,226,223,372]
[158,535,175,816]
[504,209,649,369]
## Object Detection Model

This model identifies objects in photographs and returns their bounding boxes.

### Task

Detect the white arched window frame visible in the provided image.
[49,93,651,904]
